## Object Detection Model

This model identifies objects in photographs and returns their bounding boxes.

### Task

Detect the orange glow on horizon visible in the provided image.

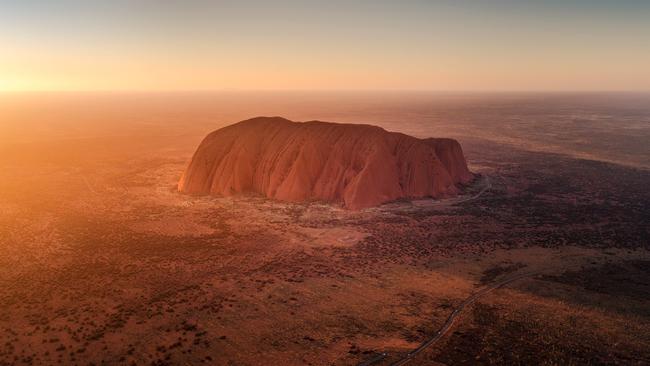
[1,1,649,92]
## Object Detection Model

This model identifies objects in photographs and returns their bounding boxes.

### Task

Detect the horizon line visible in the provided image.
[2,88,650,94]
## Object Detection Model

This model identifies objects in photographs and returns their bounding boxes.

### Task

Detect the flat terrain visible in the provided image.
[1,92,649,365]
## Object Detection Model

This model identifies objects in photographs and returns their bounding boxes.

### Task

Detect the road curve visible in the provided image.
[452,175,491,205]
[358,270,538,366]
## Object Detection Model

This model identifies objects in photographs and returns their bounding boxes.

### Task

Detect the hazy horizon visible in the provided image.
[3,89,650,93]
[2,0,650,92]
[3,91,649,171]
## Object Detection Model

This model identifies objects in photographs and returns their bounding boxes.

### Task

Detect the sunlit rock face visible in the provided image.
[179,117,473,209]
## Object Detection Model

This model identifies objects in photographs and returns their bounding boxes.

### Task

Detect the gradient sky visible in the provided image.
[1,0,649,91]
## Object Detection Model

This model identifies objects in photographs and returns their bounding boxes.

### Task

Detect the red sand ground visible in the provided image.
[2,95,650,365]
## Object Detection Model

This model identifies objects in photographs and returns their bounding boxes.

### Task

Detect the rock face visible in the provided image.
[179,117,473,209]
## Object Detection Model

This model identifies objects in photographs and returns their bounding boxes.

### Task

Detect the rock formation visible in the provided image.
[179,117,473,209]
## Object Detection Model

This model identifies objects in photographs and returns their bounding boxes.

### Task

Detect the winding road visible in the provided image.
[451,175,492,205]
[358,270,538,366]
[359,173,498,365]
[404,174,491,210]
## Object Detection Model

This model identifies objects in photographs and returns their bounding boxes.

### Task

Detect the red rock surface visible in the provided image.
[178,117,473,209]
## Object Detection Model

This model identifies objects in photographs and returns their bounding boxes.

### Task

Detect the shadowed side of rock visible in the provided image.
[179,117,473,209]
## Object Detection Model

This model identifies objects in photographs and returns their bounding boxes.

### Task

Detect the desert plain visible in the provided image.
[1,92,649,365]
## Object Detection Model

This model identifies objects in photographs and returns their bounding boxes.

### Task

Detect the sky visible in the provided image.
[1,0,649,92]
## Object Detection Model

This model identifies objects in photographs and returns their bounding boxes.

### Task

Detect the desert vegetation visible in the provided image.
[1,128,649,365]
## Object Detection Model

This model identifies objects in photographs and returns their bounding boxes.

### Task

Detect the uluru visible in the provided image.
[178,117,473,209]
